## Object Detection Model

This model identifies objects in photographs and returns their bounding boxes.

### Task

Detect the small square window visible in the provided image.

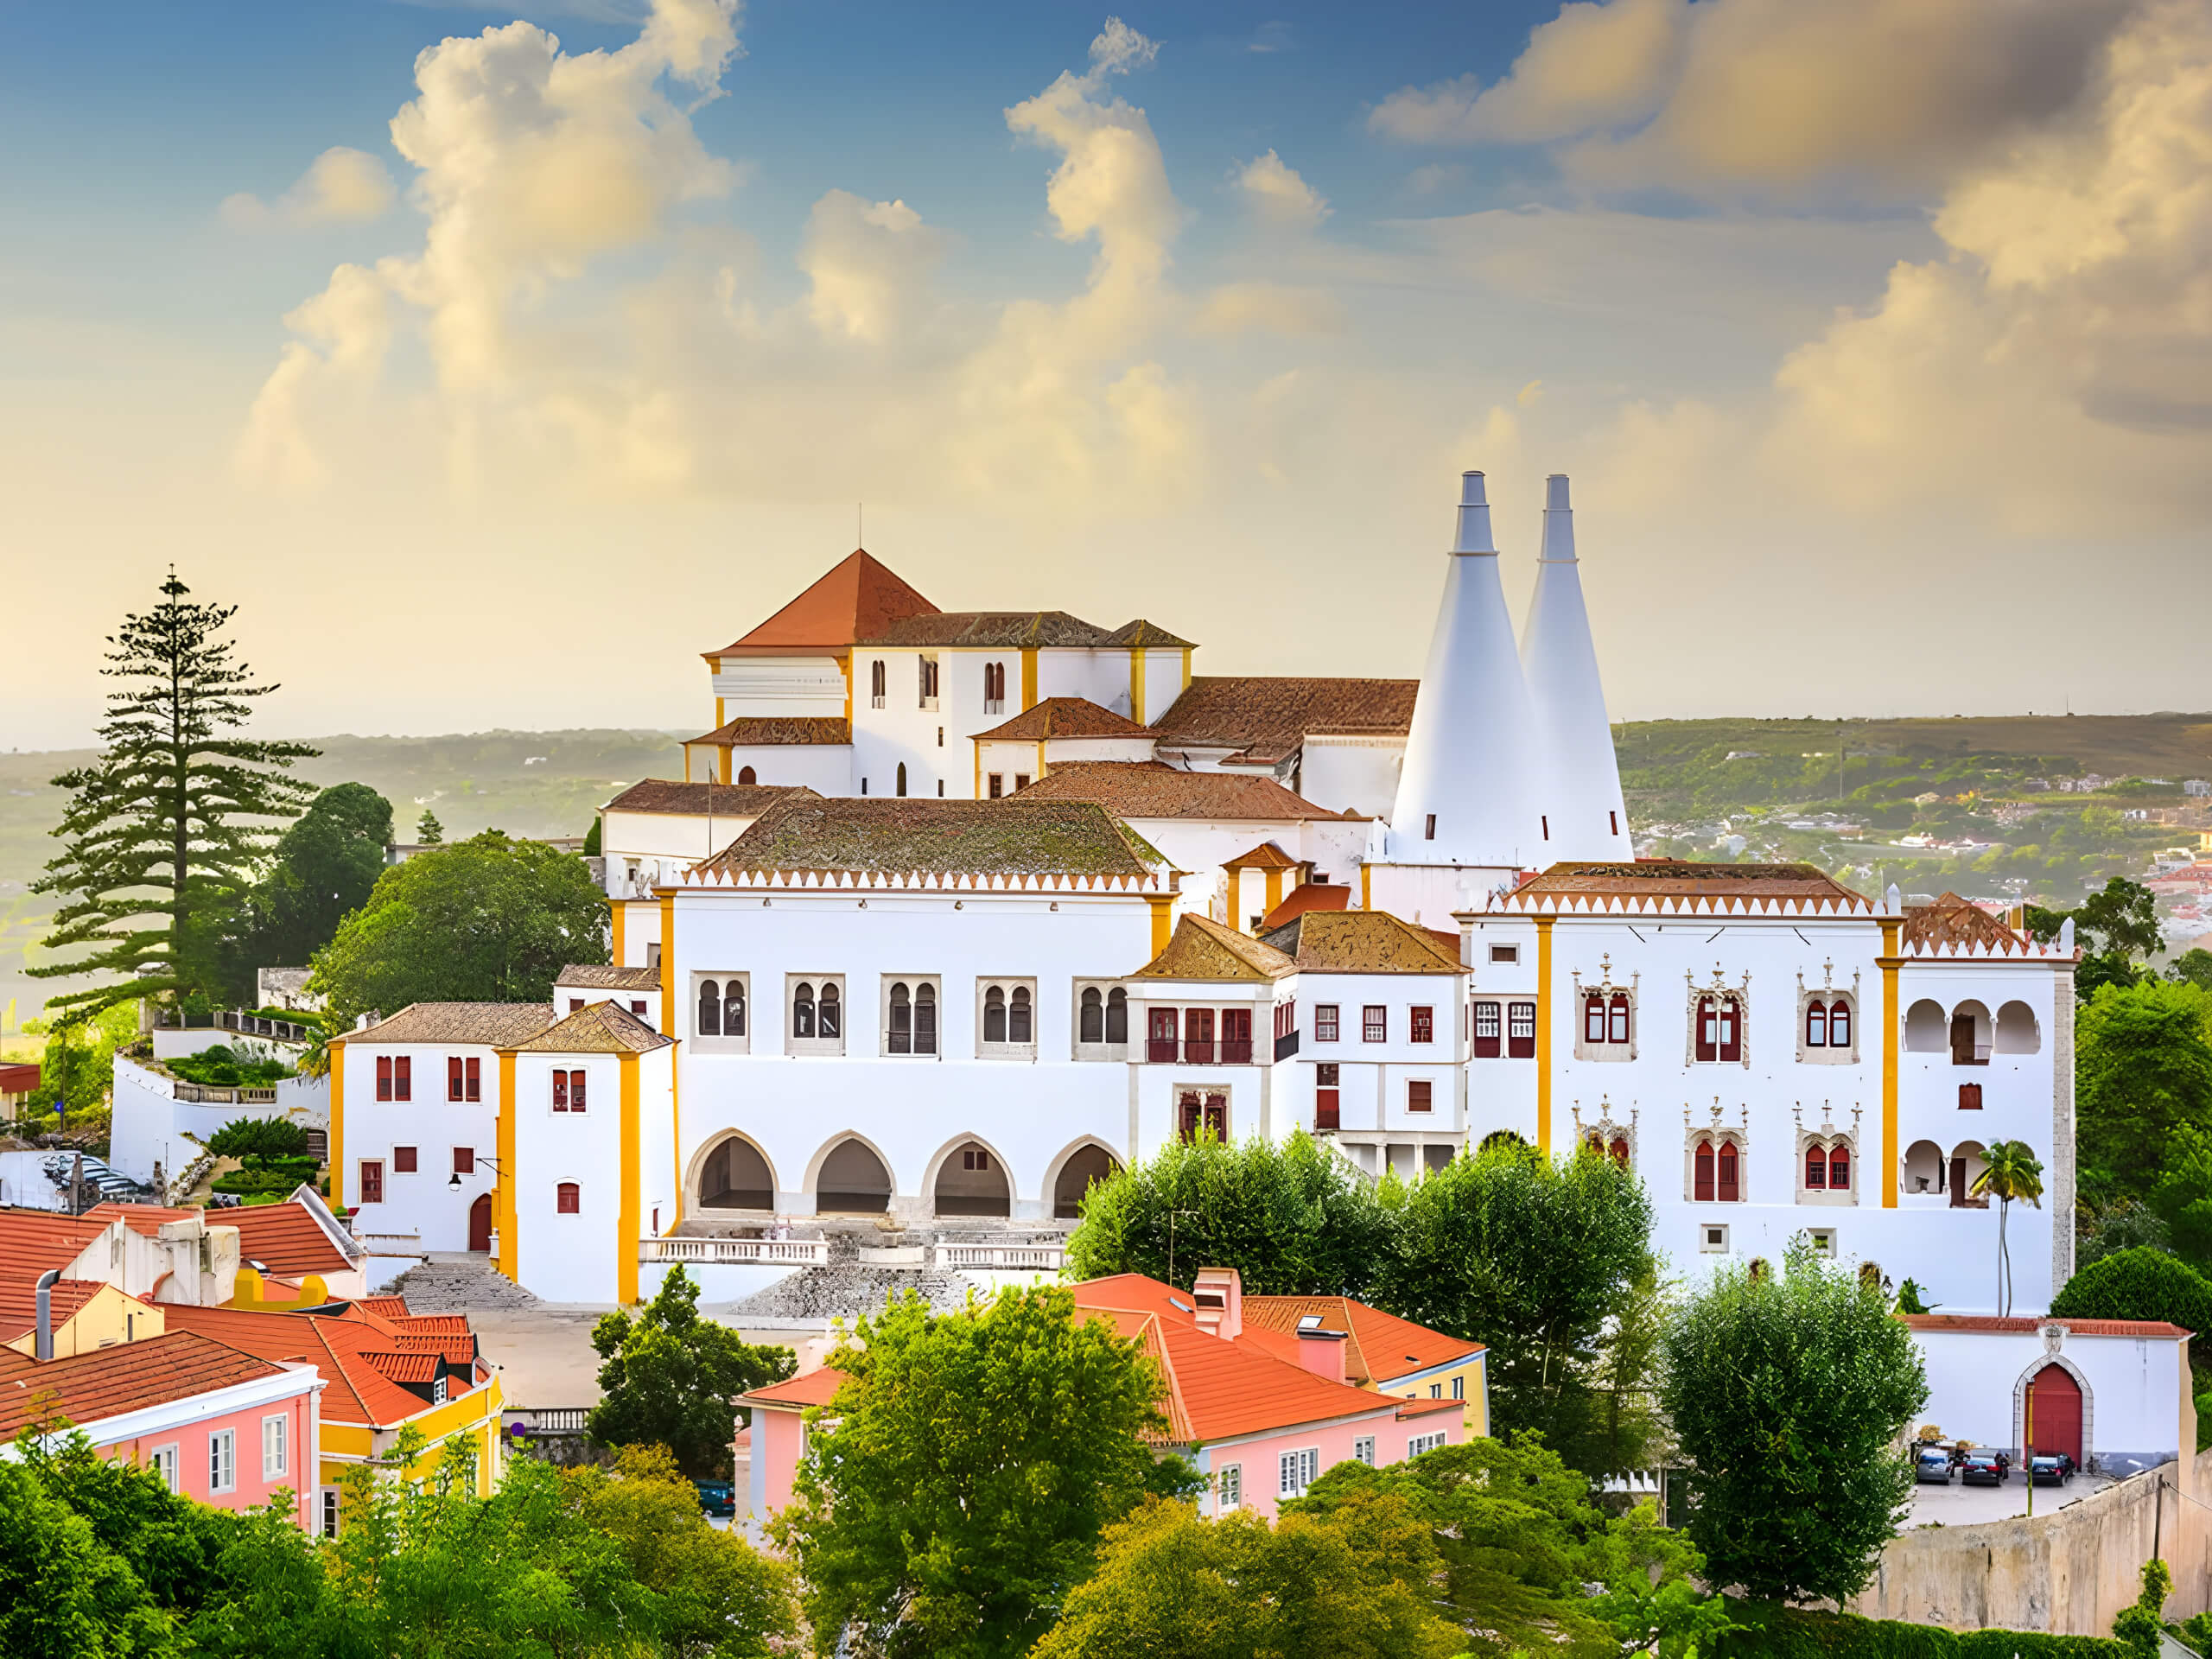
[1363,1006,1387,1043]
[1408,1079,1433,1113]
[1700,1224,1729,1253]
[988,774,1004,798]
[630,1000,647,1017]
[1314,1004,1339,1043]
[1014,772,1032,791]
[453,1147,474,1175]
[1410,1006,1433,1044]
[1808,1228,1838,1258]
[556,1181,581,1214]
[321,1487,340,1538]
[393,1146,418,1174]
[1353,1436,1376,1465]
[1489,943,1519,964]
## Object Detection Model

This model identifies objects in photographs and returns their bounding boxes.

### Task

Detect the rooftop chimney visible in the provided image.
[1191,1266,1243,1342]
[1294,1314,1349,1385]
[1519,471,1629,863]
[1452,470,1496,554]
[1539,473,1576,560]
[35,1268,59,1362]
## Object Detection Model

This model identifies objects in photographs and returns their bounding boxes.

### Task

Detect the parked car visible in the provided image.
[1914,1446,1955,1484]
[2028,1455,2074,1487]
[694,1479,735,1517]
[1959,1452,2008,1486]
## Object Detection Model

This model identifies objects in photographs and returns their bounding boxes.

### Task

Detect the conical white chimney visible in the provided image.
[1388,471,1541,871]
[1520,474,1631,863]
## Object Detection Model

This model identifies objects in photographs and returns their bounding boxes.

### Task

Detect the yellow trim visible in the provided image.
[328,1044,346,1208]
[1263,868,1282,922]
[497,1052,518,1281]
[1535,917,1555,1154]
[660,892,677,1035]
[608,899,626,966]
[973,747,982,800]
[1130,647,1147,724]
[1147,893,1174,957]
[715,696,725,729]
[720,747,732,785]
[661,890,681,1229]
[1359,864,1372,911]
[1020,648,1039,712]
[1035,739,1047,782]
[842,653,853,732]
[1181,648,1192,690]
[619,1052,641,1305]
[1881,918,1901,1209]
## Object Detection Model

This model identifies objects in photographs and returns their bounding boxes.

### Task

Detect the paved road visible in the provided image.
[1906,1468,2112,1526]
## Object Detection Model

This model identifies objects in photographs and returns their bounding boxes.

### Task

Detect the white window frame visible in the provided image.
[150,1443,180,1495]
[262,1413,288,1480]
[976,977,1039,1061]
[210,1428,236,1495]
[1278,1446,1319,1498]
[1218,1462,1243,1510]
[1353,1436,1376,1466]
[690,971,752,1054]
[433,1375,448,1406]
[1806,1226,1839,1258]
[1072,981,1130,1062]
[1700,1223,1730,1253]
[1408,1431,1448,1458]
[1488,943,1519,964]
[880,975,943,1058]
[320,1486,341,1538]
[785,974,847,1058]
[918,652,940,711]
[1797,986,1861,1065]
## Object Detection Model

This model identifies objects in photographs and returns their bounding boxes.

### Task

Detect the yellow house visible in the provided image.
[1,1278,168,1357]
[1242,1294,1490,1437]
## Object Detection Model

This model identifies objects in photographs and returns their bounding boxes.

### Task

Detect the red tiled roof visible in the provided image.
[1149,677,1419,763]
[221,1199,357,1279]
[82,1203,200,1236]
[1257,910,1466,976]
[1243,1294,1483,1388]
[1395,1396,1464,1419]
[156,1304,478,1427]
[1518,860,1866,905]
[1903,1314,2193,1339]
[0,1331,289,1440]
[1010,762,1347,822]
[742,1367,847,1409]
[971,698,1153,742]
[1258,882,1351,931]
[0,1276,109,1344]
[357,1296,411,1319]
[708,550,938,658]
[1223,840,1300,872]
[0,1211,105,1287]
[364,1351,440,1384]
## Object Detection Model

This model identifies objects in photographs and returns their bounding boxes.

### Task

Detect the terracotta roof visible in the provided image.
[0,1331,292,1440]
[707,550,938,658]
[1514,860,1868,906]
[0,1064,41,1093]
[220,1198,358,1278]
[509,1001,672,1055]
[364,1351,440,1384]
[343,1004,556,1048]
[1242,1294,1484,1388]
[1903,893,2034,955]
[685,719,852,748]
[1149,677,1419,763]
[0,1276,109,1345]
[555,963,664,992]
[1258,910,1466,975]
[1104,620,1195,649]
[1903,1314,2193,1339]
[1258,882,1350,931]
[157,1303,483,1428]
[358,1295,411,1319]
[1009,762,1346,823]
[742,1367,847,1409]
[0,1211,105,1288]
[697,798,1157,880]
[864,611,1113,647]
[1223,840,1300,872]
[971,698,1152,742]
[1134,914,1297,982]
[1395,1396,1465,1419]
[82,1203,200,1236]
[605,780,820,817]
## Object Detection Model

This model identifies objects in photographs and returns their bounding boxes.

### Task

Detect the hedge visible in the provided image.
[1709,1603,2132,1657]
[2050,1248,2212,1362]
[207,1116,312,1160]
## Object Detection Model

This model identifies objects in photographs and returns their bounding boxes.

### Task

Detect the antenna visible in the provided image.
[857,499,864,550]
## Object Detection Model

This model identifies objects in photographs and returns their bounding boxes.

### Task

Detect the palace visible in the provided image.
[328,470,2075,1314]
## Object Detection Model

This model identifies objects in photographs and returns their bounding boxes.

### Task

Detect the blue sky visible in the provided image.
[1,0,2205,746]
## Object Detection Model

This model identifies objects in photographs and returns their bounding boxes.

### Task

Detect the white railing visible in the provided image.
[936,1243,1065,1272]
[639,1236,828,1266]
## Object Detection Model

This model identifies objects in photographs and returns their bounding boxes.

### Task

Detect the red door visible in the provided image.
[2024,1363,2082,1465]
[468,1192,493,1254]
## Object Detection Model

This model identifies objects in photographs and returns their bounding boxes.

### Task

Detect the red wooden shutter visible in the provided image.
[1694,1141,1714,1202]
[454,1147,474,1175]
[377,1057,393,1101]
[1586,995,1606,1044]
[360,1161,385,1205]
[1507,1001,1535,1058]
[448,1057,463,1101]
[1806,1147,1827,1188]
[465,1058,481,1102]
[393,1146,417,1173]
[393,1057,411,1101]
[556,1182,580,1214]
[1806,1002,1827,1048]
[1609,994,1630,1046]
[570,1070,587,1112]
[1829,1146,1851,1190]
[1718,1142,1739,1202]
[1718,1001,1741,1063]
[1696,999,1718,1062]
[552,1071,568,1112]
[1408,1079,1433,1112]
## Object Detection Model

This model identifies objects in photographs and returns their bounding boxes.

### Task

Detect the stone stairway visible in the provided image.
[388,1253,544,1313]
[724,1264,977,1324]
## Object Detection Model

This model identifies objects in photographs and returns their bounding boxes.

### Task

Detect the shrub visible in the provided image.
[206,1116,310,1160]
[2051,1249,2212,1363]
[1710,1601,2130,1656]
[168,1046,294,1089]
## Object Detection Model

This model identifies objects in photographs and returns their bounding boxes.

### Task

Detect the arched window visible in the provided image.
[1010,986,1033,1044]
[1806,1146,1827,1189]
[984,985,1007,1044]
[1609,993,1631,1045]
[738,766,757,785]
[1697,995,1743,1063]
[896,763,907,798]
[697,978,721,1037]
[1584,995,1607,1044]
[869,659,886,705]
[1696,997,1719,1062]
[556,1182,580,1215]
[1828,1145,1851,1191]
[1829,999,1852,1050]
[1609,1138,1630,1167]
[1586,1132,1605,1156]
[914,982,936,1055]
[724,980,746,1036]
[1805,1001,1827,1048]
[792,982,816,1039]
[1694,1140,1715,1202]
[1717,1141,1740,1202]
[889,982,913,1054]
[1995,1000,2040,1055]
[819,982,841,1039]
[1080,987,1104,1044]
[1106,987,1128,1045]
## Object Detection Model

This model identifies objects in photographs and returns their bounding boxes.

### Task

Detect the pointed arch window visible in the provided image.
[793,982,816,1039]
[1717,1141,1740,1202]
[698,978,721,1037]
[1585,994,1607,1045]
[1106,987,1128,1045]
[869,659,886,708]
[724,980,746,1037]
[1608,994,1631,1045]
[1828,1000,1851,1050]
[1694,1140,1715,1203]
[1608,1138,1630,1167]
[1806,1001,1828,1049]
[1806,1145,1827,1189]
[896,762,908,798]
[1828,1144,1851,1191]
[737,765,757,785]
[1695,995,1744,1064]
[1080,987,1103,1044]
[983,985,1006,1044]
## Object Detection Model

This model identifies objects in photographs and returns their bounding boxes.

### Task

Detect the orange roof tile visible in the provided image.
[0,1211,105,1288]
[1011,762,1346,823]
[0,1276,109,1344]
[357,1295,411,1319]
[365,1351,440,1384]
[707,550,938,658]
[972,698,1154,742]
[1258,882,1351,931]
[1150,678,1419,763]
[1395,1396,1465,1420]
[82,1203,199,1236]
[1242,1294,1483,1388]
[221,1198,358,1279]
[1222,840,1300,872]
[742,1367,848,1409]
[1903,1314,2192,1339]
[0,1331,289,1440]
[156,1304,480,1428]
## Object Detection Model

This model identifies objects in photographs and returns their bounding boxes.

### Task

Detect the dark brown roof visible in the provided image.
[1104,620,1196,649]
[707,551,938,658]
[1259,909,1465,974]
[605,780,821,816]
[1516,860,1867,905]
[555,963,664,991]
[972,698,1153,742]
[1134,914,1297,982]
[1903,893,2032,954]
[699,798,1158,880]
[864,611,1114,647]
[510,1001,672,1055]
[1149,677,1419,763]
[343,1004,555,1047]
[0,1332,292,1440]
[1009,762,1346,823]
[685,719,851,748]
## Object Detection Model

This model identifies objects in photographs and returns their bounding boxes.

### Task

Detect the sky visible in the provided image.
[2,0,2208,749]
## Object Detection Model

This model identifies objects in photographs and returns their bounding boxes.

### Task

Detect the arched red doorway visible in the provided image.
[468,1192,493,1254]
[2024,1362,2083,1465]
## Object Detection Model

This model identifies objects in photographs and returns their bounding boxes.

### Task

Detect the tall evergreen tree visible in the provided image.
[33,572,315,1016]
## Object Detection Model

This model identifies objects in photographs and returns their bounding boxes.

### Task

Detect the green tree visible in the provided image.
[2113,1555,2173,1657]
[0,1455,176,1658]
[415,808,442,845]
[2167,948,2212,991]
[1377,1141,1656,1474]
[588,1265,795,1480]
[1972,1141,2045,1316]
[2150,1123,2212,1274]
[2051,1249,2212,1365]
[2079,877,2164,960]
[582,815,602,856]
[1029,1493,1464,1659]
[33,573,316,1017]
[1662,1239,1927,1606]
[29,1001,138,1129]
[234,783,394,979]
[2076,982,2212,1198]
[1064,1131,1392,1295]
[772,1285,1191,1658]
[308,830,609,1028]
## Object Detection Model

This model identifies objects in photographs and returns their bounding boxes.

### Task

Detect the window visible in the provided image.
[988,773,1004,798]
[963,1147,991,1172]
[1694,1141,1714,1203]
[552,1069,587,1111]
[448,1057,464,1101]
[1694,995,1742,1064]
[1353,1436,1376,1465]
[1184,1007,1216,1063]
[1507,1001,1535,1058]
[695,976,749,1050]
[1220,1007,1251,1063]
[1279,1447,1320,1497]
[896,762,907,798]
[1807,1228,1838,1258]
[433,1376,448,1406]
[359,1160,385,1205]
[1472,1000,1502,1058]
[1314,1062,1341,1131]
[869,658,886,707]
[392,1057,410,1100]
[738,766,756,785]
[209,1429,236,1495]
[918,655,939,708]
[263,1413,288,1480]
[1363,1005,1387,1043]
[453,1147,474,1175]
[1430,1382,1443,1398]
[1830,1000,1852,1049]
[630,1000,647,1018]
[151,1445,179,1495]
[1076,984,1129,1057]
[320,1487,340,1538]
[979,981,1037,1054]
[1608,1137,1630,1168]
[1408,1431,1449,1458]
[1718,1141,1740,1202]
[1178,1090,1229,1143]
[1452,1375,1465,1400]
[1700,1224,1729,1253]
[556,1182,580,1214]
[1147,1006,1179,1062]
[393,1146,417,1174]
[569,998,584,1014]
[1584,994,1606,1046]
[1014,772,1031,791]
[984,661,1007,713]
[886,979,938,1057]
[1828,1145,1851,1190]
[1424,813,1436,840]
[789,978,845,1054]
[1489,944,1518,964]
[1960,1082,1984,1109]
[1410,1006,1434,1044]
[1806,1146,1827,1189]
[1609,994,1631,1045]
[1610,810,1620,836]
[1315,1004,1339,1043]
[1805,1001,1828,1048]
[1218,1463,1243,1510]
[1408,1079,1433,1113]
[1079,987,1103,1043]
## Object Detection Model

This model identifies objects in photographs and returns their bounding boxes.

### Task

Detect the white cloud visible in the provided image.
[1233,149,1328,228]
[220,147,397,229]
[1193,281,1343,335]
[798,192,948,343]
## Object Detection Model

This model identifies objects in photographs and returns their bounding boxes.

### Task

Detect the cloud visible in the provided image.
[1371,0,2136,199]
[220,147,397,229]
[1193,282,1343,335]
[1233,149,1328,229]
[798,192,948,343]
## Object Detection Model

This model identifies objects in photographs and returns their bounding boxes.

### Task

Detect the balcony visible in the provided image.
[1274,1029,1300,1061]
[639,1236,829,1266]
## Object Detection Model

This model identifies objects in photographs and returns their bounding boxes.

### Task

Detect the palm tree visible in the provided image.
[1972,1141,2046,1316]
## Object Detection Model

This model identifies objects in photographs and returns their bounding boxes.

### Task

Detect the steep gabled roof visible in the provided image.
[865,611,1113,648]
[157,1303,485,1429]
[0,1275,110,1346]
[509,1001,672,1055]
[605,781,820,816]
[1149,677,1419,764]
[1259,909,1465,975]
[1223,841,1300,872]
[706,550,938,658]
[697,798,1158,881]
[0,1331,293,1440]
[1104,620,1196,649]
[683,719,852,748]
[221,1196,362,1278]
[1009,762,1346,823]
[971,698,1152,742]
[1134,914,1297,982]
[343,1004,556,1048]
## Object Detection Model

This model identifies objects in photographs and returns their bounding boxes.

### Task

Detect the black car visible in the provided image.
[2028,1455,2073,1487]
[1959,1452,2007,1486]
[694,1479,736,1517]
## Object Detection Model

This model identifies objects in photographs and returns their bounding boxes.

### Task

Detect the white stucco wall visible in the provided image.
[338,1041,502,1250]
[109,1054,327,1192]
[1913,1325,2190,1476]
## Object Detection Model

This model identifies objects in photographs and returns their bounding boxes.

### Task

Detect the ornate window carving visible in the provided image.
[1572,957,1637,1062]
[1793,1103,1863,1206]
[1684,1102,1748,1204]
[692,973,750,1053]
[1796,964,1861,1065]
[1572,1098,1637,1171]
[1685,966,1750,1067]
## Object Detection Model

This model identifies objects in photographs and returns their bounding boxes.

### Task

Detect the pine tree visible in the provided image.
[416,807,444,844]
[33,571,316,1017]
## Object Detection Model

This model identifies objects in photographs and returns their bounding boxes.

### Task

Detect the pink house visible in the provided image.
[0,1329,324,1527]
[740,1268,1468,1527]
